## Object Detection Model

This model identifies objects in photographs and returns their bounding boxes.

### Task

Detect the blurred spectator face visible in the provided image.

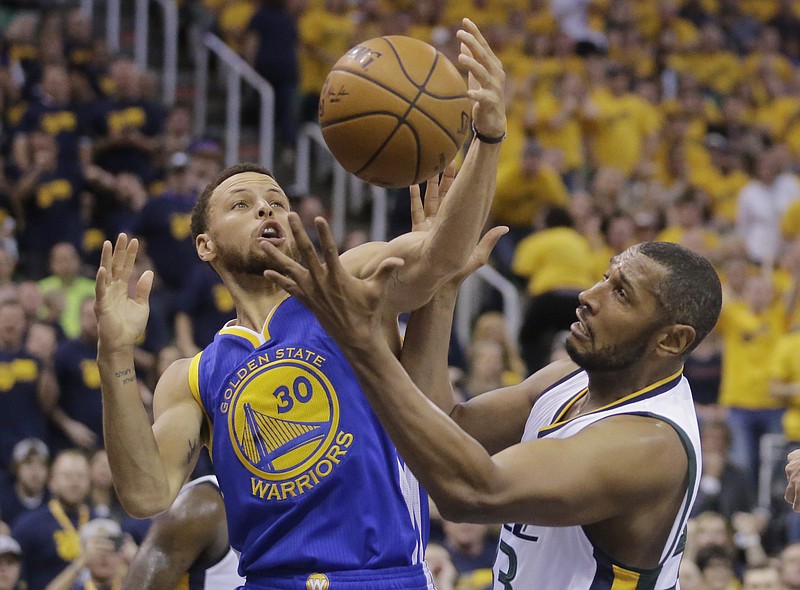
[521,142,543,175]
[442,520,490,551]
[165,106,191,138]
[81,520,125,585]
[702,554,736,590]
[49,452,91,507]
[111,59,141,99]
[79,297,98,342]
[16,453,49,495]
[42,65,71,105]
[6,12,38,44]
[700,421,732,455]
[606,215,635,252]
[0,553,21,590]
[694,513,730,548]
[89,450,113,492]
[17,282,44,321]
[780,543,800,589]
[743,567,782,590]
[0,302,27,351]
[39,36,65,67]
[49,243,82,279]
[25,322,58,362]
[467,340,505,383]
[699,23,723,52]
[0,249,17,284]
[66,9,93,42]
[297,196,328,231]
[744,275,774,312]
[675,199,704,229]
[473,312,509,345]
[679,559,704,590]
[30,132,58,169]
[425,543,456,590]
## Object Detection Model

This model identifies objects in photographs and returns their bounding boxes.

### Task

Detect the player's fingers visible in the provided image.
[474,226,509,263]
[110,234,128,277]
[409,184,424,228]
[315,217,342,271]
[95,267,107,299]
[264,269,301,296]
[134,269,154,306]
[425,175,441,217]
[99,240,113,275]
[459,54,492,92]
[286,213,324,273]
[458,19,503,74]
[439,161,457,200]
[122,237,140,279]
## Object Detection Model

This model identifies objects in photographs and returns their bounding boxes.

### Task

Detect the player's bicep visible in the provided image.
[483,416,689,526]
[452,359,579,454]
[151,360,205,500]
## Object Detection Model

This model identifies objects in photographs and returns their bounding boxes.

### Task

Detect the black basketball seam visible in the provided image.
[352,37,437,179]
[325,67,466,148]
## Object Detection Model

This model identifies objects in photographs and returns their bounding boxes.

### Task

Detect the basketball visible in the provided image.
[318,36,472,189]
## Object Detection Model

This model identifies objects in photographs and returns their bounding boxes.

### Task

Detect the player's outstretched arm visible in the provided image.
[343,19,506,314]
[264,218,688,529]
[96,234,203,517]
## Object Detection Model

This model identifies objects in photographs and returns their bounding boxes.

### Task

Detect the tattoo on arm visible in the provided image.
[186,438,198,464]
[114,368,136,385]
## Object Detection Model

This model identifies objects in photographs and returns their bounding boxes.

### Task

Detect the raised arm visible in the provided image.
[264,218,688,528]
[95,234,204,518]
[341,18,506,314]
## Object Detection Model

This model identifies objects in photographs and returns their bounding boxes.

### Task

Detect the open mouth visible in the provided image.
[258,220,285,243]
[571,308,591,341]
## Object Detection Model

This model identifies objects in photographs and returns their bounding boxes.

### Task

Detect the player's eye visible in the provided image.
[270,201,286,210]
[233,201,247,209]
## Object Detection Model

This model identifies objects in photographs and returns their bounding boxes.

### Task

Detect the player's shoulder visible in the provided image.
[523,358,582,404]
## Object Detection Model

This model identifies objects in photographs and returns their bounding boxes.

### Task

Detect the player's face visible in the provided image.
[205,172,300,276]
[566,248,668,372]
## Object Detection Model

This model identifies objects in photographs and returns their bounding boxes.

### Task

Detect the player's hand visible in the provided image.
[410,161,456,233]
[262,213,403,344]
[94,234,154,353]
[786,449,800,511]
[457,18,506,139]
[448,226,508,286]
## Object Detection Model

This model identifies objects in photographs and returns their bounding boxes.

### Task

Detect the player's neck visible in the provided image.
[225,274,287,333]
[584,362,682,409]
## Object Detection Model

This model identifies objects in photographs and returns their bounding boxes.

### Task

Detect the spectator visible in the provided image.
[513,205,596,373]
[173,264,235,357]
[12,449,95,590]
[489,138,569,274]
[51,297,101,452]
[11,133,87,280]
[0,438,50,528]
[43,518,129,590]
[780,542,800,590]
[37,243,95,340]
[692,419,758,520]
[440,520,497,578]
[736,148,800,267]
[242,0,300,157]
[88,57,165,185]
[0,299,56,474]
[424,543,456,590]
[0,535,22,590]
[695,543,739,590]
[742,564,782,590]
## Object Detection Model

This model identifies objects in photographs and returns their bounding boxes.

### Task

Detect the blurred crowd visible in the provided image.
[1,0,800,588]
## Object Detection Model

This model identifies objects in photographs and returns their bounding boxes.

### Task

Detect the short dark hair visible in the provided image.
[637,241,722,356]
[190,163,274,241]
[695,544,734,572]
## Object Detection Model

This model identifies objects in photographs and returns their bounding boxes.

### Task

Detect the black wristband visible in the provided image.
[471,121,506,144]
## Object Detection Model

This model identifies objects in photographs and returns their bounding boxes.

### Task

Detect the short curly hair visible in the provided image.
[190,162,274,241]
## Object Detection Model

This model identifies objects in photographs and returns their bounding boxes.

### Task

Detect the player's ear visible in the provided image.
[656,324,696,358]
[196,233,216,262]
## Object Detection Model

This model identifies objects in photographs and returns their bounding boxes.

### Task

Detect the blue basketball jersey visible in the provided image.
[190,295,430,586]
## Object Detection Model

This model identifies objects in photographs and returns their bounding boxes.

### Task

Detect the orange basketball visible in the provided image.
[318,36,472,189]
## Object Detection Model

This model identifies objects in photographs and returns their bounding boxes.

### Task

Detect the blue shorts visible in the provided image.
[240,563,434,590]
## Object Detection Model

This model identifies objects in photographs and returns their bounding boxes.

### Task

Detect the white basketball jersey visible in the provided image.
[492,369,701,590]
[182,475,246,589]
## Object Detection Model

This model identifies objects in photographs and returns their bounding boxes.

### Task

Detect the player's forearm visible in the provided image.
[98,348,172,517]
[348,338,501,522]
[401,286,459,413]
[426,141,501,272]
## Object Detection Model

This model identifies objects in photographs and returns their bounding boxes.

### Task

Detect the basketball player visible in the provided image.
[121,475,244,590]
[95,18,506,590]
[263,219,724,589]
